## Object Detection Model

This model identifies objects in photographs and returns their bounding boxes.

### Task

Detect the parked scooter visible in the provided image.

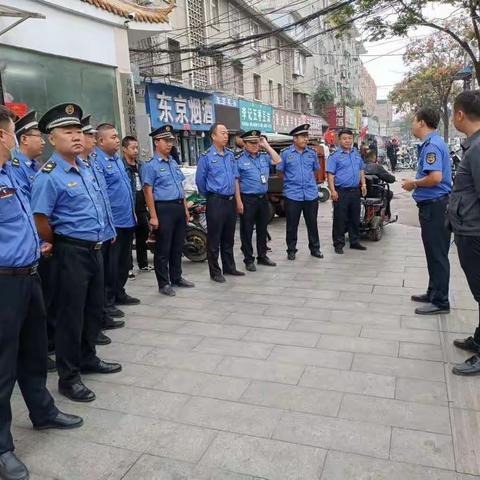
[183,194,207,262]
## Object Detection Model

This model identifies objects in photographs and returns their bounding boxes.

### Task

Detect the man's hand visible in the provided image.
[236,200,244,215]
[401,178,416,192]
[258,136,269,149]
[40,242,53,257]
[149,216,159,230]
[111,237,116,244]
[331,190,339,202]
[361,184,367,197]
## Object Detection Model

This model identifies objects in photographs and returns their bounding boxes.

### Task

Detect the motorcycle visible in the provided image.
[450,145,462,184]
[183,194,208,262]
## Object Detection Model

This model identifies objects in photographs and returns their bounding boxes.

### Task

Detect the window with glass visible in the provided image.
[229,4,241,38]
[254,74,262,101]
[233,63,244,95]
[277,83,283,106]
[268,80,274,104]
[210,0,220,29]
[168,38,182,79]
[275,38,281,64]
[251,22,260,51]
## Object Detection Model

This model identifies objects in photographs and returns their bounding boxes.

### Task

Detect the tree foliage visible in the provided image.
[312,82,334,115]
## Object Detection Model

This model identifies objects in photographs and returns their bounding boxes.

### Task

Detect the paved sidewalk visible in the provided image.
[11,188,480,479]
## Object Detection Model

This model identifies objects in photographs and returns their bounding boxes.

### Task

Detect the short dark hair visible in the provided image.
[0,105,15,130]
[96,123,116,138]
[415,107,440,129]
[338,128,354,137]
[122,135,137,148]
[209,123,226,138]
[453,90,480,120]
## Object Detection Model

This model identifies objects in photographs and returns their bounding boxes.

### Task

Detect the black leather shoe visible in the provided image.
[0,451,29,480]
[350,243,367,251]
[95,332,111,346]
[311,250,324,259]
[81,360,122,375]
[334,247,344,254]
[103,316,125,330]
[33,411,84,430]
[59,381,96,403]
[257,257,276,267]
[411,293,430,303]
[452,355,480,376]
[172,278,195,288]
[211,274,226,283]
[105,306,125,318]
[245,263,256,272]
[160,285,176,296]
[47,356,56,372]
[415,303,450,315]
[224,270,245,276]
[453,336,480,353]
[115,294,140,305]
[287,252,296,261]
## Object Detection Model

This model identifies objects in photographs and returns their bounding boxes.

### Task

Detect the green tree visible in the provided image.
[312,82,334,115]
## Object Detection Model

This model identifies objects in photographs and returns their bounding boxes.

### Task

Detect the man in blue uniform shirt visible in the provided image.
[142,125,194,296]
[402,107,452,315]
[196,123,244,282]
[277,124,323,260]
[327,128,368,254]
[236,130,280,271]
[95,123,140,309]
[0,105,83,480]
[31,103,122,403]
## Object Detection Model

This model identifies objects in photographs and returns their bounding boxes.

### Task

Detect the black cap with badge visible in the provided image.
[289,124,310,136]
[15,110,39,137]
[81,115,97,135]
[241,130,262,143]
[38,103,83,134]
[150,124,175,140]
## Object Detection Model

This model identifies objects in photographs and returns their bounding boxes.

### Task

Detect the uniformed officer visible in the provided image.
[79,116,124,338]
[95,123,140,309]
[277,124,323,260]
[196,123,244,282]
[402,107,452,315]
[0,105,83,480]
[236,130,280,271]
[10,110,45,199]
[31,104,122,403]
[142,125,194,296]
[326,128,368,254]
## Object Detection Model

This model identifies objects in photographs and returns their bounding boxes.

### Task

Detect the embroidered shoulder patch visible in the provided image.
[11,157,20,167]
[41,161,56,173]
[426,153,436,164]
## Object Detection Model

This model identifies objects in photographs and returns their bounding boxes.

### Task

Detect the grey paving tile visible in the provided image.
[240,380,342,416]
[390,427,455,470]
[320,450,459,480]
[268,345,353,369]
[125,331,203,351]
[285,287,341,300]
[263,305,332,321]
[316,334,398,356]
[401,315,440,331]
[178,397,282,437]
[121,454,195,479]
[339,393,451,434]
[360,326,440,344]
[197,432,326,480]
[216,357,304,384]
[399,342,444,362]
[243,328,319,347]
[451,408,480,475]
[330,310,401,328]
[100,342,154,363]
[395,378,448,406]
[194,466,258,480]
[125,315,188,332]
[194,338,274,359]
[352,353,445,381]
[288,319,361,336]
[175,321,250,340]
[273,411,391,459]
[224,312,291,330]
[162,307,231,323]
[299,366,395,398]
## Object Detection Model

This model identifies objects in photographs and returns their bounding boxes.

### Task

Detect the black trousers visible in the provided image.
[240,194,270,264]
[418,197,451,308]
[332,188,361,248]
[455,234,480,339]
[206,195,237,277]
[53,241,103,386]
[0,272,58,454]
[130,210,149,270]
[389,156,397,172]
[38,255,56,352]
[153,201,186,288]
[285,198,320,254]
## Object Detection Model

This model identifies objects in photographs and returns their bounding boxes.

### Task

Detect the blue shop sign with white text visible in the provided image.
[239,99,273,132]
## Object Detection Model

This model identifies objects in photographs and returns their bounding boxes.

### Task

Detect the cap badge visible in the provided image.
[65,105,75,115]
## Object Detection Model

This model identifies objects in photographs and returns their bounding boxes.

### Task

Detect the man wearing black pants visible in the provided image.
[446,91,480,375]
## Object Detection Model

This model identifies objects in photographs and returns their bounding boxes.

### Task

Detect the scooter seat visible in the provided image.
[363,197,384,206]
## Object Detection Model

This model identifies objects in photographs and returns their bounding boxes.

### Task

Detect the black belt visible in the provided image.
[416,194,449,207]
[207,193,234,201]
[155,199,184,204]
[0,263,38,276]
[336,187,359,192]
[241,193,267,199]
[54,234,102,250]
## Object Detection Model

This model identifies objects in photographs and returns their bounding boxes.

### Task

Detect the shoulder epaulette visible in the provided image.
[280,146,290,153]
[11,157,20,167]
[41,161,56,173]
[235,151,243,159]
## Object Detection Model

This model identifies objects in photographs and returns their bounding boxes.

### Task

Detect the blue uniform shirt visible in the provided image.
[31,153,105,242]
[326,147,365,188]
[277,145,319,201]
[413,132,452,202]
[81,154,116,242]
[141,154,185,201]
[94,147,136,228]
[9,150,38,200]
[195,146,239,196]
[0,162,40,267]
[237,151,272,195]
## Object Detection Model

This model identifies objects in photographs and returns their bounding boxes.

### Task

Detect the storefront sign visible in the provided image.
[145,83,215,131]
[214,94,238,108]
[239,99,273,132]
[272,108,302,133]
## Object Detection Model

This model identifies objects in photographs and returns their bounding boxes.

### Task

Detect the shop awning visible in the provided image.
[0,4,45,37]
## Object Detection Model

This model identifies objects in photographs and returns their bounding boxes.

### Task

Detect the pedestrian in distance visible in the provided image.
[236,130,280,271]
[142,125,194,296]
[277,124,323,261]
[31,104,122,403]
[196,123,245,282]
[402,107,452,316]
[447,91,480,375]
[327,128,368,255]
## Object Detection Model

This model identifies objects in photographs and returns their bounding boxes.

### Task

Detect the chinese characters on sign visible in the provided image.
[120,73,137,136]
[239,99,273,132]
[213,94,239,108]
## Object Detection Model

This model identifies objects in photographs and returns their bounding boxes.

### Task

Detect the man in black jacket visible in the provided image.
[364,150,395,216]
[448,91,480,375]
